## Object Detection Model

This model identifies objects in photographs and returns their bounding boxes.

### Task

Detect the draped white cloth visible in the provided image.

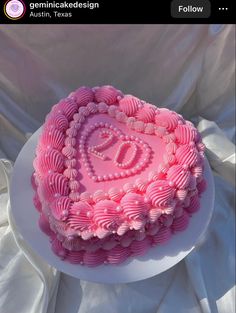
[0,24,235,313]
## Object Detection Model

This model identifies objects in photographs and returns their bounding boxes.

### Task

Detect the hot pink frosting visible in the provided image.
[123,183,137,194]
[159,214,174,227]
[135,178,148,192]
[171,210,189,232]
[57,99,78,120]
[66,127,77,137]
[63,168,78,179]
[107,246,130,264]
[97,102,108,113]
[197,178,207,193]
[69,180,80,191]
[163,153,176,165]
[148,208,162,223]
[41,173,69,202]
[73,86,94,106]
[38,213,54,236]
[119,95,141,116]
[40,129,65,151]
[120,232,133,246]
[102,238,118,251]
[45,113,69,132]
[144,123,155,134]
[93,200,122,231]
[95,227,110,239]
[155,111,179,131]
[133,120,145,132]
[108,105,119,117]
[51,237,67,259]
[85,237,103,252]
[175,144,199,167]
[108,187,123,202]
[163,133,176,144]
[31,173,37,190]
[155,126,168,137]
[185,194,200,213]
[130,237,151,256]
[152,226,172,245]
[51,196,71,221]
[117,221,130,236]
[115,111,128,123]
[65,158,77,168]
[49,218,65,235]
[176,189,188,201]
[32,84,207,267]
[93,190,108,203]
[146,181,175,207]
[146,223,160,236]
[73,113,85,124]
[66,250,84,264]
[83,250,106,267]
[68,201,93,232]
[80,192,93,203]
[188,175,197,190]
[136,105,156,123]
[87,102,98,114]
[33,193,42,212]
[65,137,76,146]
[166,142,177,154]
[175,125,198,144]
[35,149,64,175]
[95,85,119,105]
[62,236,83,251]
[192,165,203,178]
[167,165,191,189]
[62,146,77,159]
[121,193,148,222]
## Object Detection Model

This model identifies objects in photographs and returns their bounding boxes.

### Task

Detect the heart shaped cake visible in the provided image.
[32,85,207,266]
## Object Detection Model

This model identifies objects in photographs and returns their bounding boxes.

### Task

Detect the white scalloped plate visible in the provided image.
[9,127,215,284]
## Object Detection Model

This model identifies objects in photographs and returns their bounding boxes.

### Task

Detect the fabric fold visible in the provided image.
[0,159,60,313]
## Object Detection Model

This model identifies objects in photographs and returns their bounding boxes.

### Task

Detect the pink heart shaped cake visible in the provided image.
[32,85,207,266]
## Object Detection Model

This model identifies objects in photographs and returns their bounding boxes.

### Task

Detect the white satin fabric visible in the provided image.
[0,25,235,313]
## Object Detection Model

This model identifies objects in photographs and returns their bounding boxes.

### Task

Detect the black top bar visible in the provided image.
[0,0,235,24]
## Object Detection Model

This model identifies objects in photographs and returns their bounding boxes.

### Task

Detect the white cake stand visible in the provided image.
[9,128,215,284]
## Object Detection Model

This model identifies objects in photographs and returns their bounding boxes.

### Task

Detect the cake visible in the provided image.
[31,85,207,267]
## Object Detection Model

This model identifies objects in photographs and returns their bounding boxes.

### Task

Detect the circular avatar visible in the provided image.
[4,0,26,20]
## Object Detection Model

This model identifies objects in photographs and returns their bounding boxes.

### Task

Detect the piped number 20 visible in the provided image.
[88,130,138,169]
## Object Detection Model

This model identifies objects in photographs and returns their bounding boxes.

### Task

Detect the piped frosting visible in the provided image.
[32,84,207,267]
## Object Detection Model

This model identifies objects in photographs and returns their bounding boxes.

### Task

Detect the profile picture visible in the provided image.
[4,0,26,20]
